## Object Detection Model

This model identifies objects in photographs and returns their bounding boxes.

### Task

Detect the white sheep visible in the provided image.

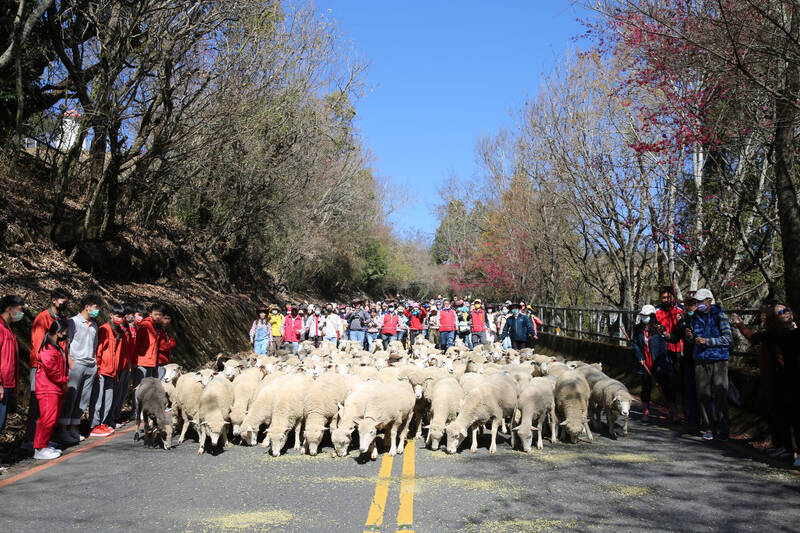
[229,367,265,437]
[444,372,517,454]
[222,358,246,380]
[555,370,593,444]
[458,372,485,395]
[197,375,234,454]
[356,379,416,458]
[589,378,634,439]
[331,380,383,457]
[172,372,206,445]
[512,377,557,452]
[239,374,292,446]
[267,374,314,456]
[424,377,464,450]
[303,373,351,456]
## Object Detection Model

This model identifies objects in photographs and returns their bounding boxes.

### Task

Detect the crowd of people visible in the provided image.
[248,296,544,356]
[0,290,176,462]
[1,287,797,468]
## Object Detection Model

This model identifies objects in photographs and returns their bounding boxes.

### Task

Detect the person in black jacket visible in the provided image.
[501,304,536,350]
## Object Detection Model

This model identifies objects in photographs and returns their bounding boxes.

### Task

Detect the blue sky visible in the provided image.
[316,1,590,239]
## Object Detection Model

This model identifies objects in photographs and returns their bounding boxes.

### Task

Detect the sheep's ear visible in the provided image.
[559,420,568,426]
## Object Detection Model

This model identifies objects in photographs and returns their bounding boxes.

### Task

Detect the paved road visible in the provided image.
[1,415,798,532]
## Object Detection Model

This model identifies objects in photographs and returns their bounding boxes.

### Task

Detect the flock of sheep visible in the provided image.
[133,336,635,458]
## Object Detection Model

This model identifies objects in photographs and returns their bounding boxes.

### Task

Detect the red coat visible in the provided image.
[135,317,159,368]
[96,323,126,378]
[404,308,427,331]
[381,314,399,335]
[30,309,64,368]
[35,344,68,395]
[471,310,487,332]
[656,305,683,353]
[439,309,456,332]
[282,316,304,343]
[116,326,134,375]
[0,318,19,388]
[157,329,176,366]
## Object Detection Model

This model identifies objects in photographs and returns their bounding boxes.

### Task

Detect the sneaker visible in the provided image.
[20,441,33,451]
[702,431,714,441]
[114,421,126,429]
[68,428,83,442]
[33,447,61,460]
[102,424,115,435]
[89,425,113,438]
[48,441,60,449]
[54,430,79,445]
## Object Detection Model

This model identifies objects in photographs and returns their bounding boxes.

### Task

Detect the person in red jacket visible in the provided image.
[404,303,427,346]
[281,306,304,354]
[438,299,457,350]
[22,288,71,450]
[133,303,166,417]
[89,304,129,437]
[157,312,177,380]
[0,294,24,434]
[380,306,400,346]
[110,302,136,428]
[34,319,70,460]
[470,299,489,347]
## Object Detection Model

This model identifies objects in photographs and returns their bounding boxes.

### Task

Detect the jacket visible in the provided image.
[439,309,456,332]
[345,309,371,332]
[135,317,160,368]
[692,305,732,362]
[405,308,427,331]
[35,344,68,395]
[381,314,399,335]
[305,315,325,337]
[656,304,684,353]
[0,317,19,388]
[30,309,66,368]
[282,315,304,343]
[632,324,671,371]
[157,329,176,366]
[501,314,535,342]
[470,309,487,333]
[117,326,134,375]
[269,313,284,337]
[96,322,125,378]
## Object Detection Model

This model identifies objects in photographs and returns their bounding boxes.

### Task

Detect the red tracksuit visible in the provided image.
[34,344,68,449]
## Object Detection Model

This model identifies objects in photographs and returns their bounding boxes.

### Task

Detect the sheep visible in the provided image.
[356,379,416,458]
[197,375,234,454]
[512,378,557,452]
[134,378,172,449]
[222,358,246,380]
[458,372,485,395]
[239,374,292,447]
[161,363,183,384]
[589,378,634,439]
[555,370,593,444]
[302,373,351,456]
[444,372,518,454]
[424,377,464,450]
[172,372,206,445]
[267,374,314,456]
[507,367,534,393]
[376,366,400,383]
[229,367,265,437]
[544,361,570,379]
[197,368,216,386]
[352,366,379,380]
[331,380,383,457]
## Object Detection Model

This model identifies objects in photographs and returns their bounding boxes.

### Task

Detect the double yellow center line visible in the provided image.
[364,440,416,532]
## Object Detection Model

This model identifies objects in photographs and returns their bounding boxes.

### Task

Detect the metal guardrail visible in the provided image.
[530,304,761,369]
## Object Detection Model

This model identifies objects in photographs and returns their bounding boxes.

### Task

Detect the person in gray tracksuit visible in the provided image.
[55,294,103,444]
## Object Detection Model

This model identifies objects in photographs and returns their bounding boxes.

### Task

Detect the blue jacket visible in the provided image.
[632,324,671,371]
[502,314,535,342]
[692,304,732,362]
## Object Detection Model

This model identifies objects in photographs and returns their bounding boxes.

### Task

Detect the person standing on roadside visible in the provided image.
[157,310,176,379]
[57,294,103,444]
[89,304,128,438]
[250,307,271,355]
[405,303,427,346]
[33,319,70,460]
[632,304,678,423]
[281,306,304,354]
[379,305,400,346]
[268,306,283,355]
[470,299,489,347]
[0,295,24,435]
[23,288,71,451]
[666,293,700,431]
[501,304,535,350]
[691,288,732,441]
[346,300,370,348]
[438,300,457,350]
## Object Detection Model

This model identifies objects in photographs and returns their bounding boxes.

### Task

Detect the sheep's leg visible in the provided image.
[489,418,500,454]
[549,404,558,444]
[500,418,507,434]
[293,422,302,451]
[413,403,424,439]
[370,441,378,460]
[261,434,271,449]
[623,415,629,437]
[398,415,413,448]
[177,415,190,445]
[469,425,479,453]
[510,421,516,449]
[197,426,207,455]
[608,413,616,440]
[388,424,399,456]
[536,422,544,450]
[223,429,232,448]
[583,421,594,442]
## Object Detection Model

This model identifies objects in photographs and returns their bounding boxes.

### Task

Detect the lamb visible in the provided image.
[424,377,464,450]
[544,361,570,378]
[444,372,517,454]
[172,372,206,445]
[267,374,314,456]
[589,378,634,439]
[222,358,246,380]
[302,373,351,456]
[555,370,593,444]
[197,375,234,454]
[239,374,292,447]
[134,378,172,449]
[458,372,485,395]
[331,380,383,457]
[229,367,265,437]
[512,377,557,452]
[356,379,416,458]
[161,363,183,384]
[507,367,533,393]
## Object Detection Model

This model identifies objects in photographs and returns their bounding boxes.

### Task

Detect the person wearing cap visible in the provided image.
[305,307,325,348]
[249,307,272,355]
[378,305,400,346]
[690,288,732,441]
[632,304,678,423]
[501,304,536,350]
[470,300,490,347]
[405,303,427,346]
[268,306,284,355]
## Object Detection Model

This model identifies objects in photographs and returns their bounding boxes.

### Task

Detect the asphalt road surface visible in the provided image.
[1,415,798,533]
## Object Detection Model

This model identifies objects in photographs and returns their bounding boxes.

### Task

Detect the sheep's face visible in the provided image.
[441,359,454,373]
[162,365,181,384]
[540,362,549,375]
[331,427,351,457]
[413,384,424,400]
[268,430,288,457]
[444,423,468,454]
[513,425,534,452]
[357,420,378,453]
[304,427,324,456]
[614,397,631,418]
[336,364,350,375]
[241,425,258,446]
[224,362,242,380]
[374,358,387,370]
[562,419,584,443]
[428,426,444,450]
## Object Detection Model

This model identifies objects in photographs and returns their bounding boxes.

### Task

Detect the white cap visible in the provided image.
[694,288,714,302]
[639,304,657,316]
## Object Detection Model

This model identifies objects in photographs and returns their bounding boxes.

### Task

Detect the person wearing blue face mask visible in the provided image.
[0,294,25,435]
[58,293,104,443]
[690,288,732,441]
[501,304,536,350]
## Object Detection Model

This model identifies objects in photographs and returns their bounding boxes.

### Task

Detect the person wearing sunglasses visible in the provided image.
[732,301,799,466]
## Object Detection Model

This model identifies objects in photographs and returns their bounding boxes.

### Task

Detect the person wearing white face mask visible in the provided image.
[632,304,678,423]
[0,294,25,435]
